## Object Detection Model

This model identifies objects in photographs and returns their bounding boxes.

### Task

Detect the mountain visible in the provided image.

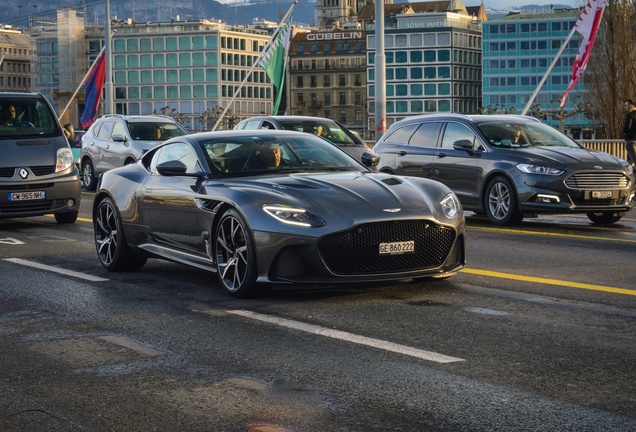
[1,1,577,30]
[0,0,317,29]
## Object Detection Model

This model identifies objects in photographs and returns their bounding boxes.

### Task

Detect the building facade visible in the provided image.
[482,7,595,138]
[0,26,32,93]
[366,8,483,133]
[29,8,103,127]
[110,19,274,131]
[288,30,367,133]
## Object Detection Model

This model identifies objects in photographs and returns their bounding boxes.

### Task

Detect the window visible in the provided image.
[441,122,475,149]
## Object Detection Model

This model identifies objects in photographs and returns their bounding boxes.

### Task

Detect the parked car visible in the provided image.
[374,114,635,225]
[80,114,189,191]
[234,115,371,162]
[92,129,465,297]
[0,92,81,223]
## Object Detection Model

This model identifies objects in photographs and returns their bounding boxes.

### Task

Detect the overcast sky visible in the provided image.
[463,0,579,10]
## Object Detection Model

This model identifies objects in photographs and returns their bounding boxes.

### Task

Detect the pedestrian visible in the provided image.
[623,99,636,166]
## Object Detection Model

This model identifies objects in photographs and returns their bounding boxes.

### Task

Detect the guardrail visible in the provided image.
[579,140,628,162]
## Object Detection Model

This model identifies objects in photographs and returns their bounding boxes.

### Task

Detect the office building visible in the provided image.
[482,7,595,138]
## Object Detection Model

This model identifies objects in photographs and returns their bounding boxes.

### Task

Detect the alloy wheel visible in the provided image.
[214,209,257,296]
[95,200,119,267]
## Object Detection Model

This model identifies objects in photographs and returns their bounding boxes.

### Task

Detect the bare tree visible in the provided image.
[198,106,237,131]
[528,97,597,132]
[585,0,636,138]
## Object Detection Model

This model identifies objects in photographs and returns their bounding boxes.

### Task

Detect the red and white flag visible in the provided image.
[560,0,607,107]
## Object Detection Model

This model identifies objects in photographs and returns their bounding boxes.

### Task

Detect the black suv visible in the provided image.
[374,114,635,225]
[80,114,189,190]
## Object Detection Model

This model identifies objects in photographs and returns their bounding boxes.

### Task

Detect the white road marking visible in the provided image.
[3,258,109,282]
[0,238,25,245]
[227,309,465,364]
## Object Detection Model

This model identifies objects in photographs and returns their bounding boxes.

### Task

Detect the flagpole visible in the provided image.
[521,26,577,116]
[212,0,297,131]
[58,46,106,121]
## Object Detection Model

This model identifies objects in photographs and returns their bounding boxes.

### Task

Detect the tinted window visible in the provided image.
[409,122,442,147]
[382,124,419,145]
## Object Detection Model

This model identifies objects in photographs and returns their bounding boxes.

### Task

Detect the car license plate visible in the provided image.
[379,240,414,255]
[591,190,612,199]
[8,191,46,201]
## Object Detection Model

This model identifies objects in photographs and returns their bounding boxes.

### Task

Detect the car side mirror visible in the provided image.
[111,133,127,143]
[453,139,476,155]
[361,151,380,167]
[157,160,187,176]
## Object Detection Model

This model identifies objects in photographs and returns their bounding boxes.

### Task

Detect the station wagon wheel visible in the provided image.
[82,159,97,191]
[94,197,147,271]
[485,176,523,226]
[214,209,258,297]
[586,211,623,224]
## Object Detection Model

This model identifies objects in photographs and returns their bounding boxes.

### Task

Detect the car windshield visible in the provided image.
[201,134,365,177]
[128,122,189,141]
[276,120,357,145]
[477,120,580,149]
[0,98,59,138]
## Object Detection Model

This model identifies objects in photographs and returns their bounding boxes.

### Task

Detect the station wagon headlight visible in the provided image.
[440,193,461,219]
[263,205,326,227]
[516,163,564,175]
[56,148,74,172]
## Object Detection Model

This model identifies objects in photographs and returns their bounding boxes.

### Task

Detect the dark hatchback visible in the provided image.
[374,114,635,225]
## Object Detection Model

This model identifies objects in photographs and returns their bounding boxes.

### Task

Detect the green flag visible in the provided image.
[259,14,293,115]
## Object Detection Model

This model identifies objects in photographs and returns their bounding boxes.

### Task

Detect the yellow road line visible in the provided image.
[468,225,636,243]
[461,268,636,296]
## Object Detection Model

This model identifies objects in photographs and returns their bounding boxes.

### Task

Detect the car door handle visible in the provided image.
[397,151,407,156]
[436,153,447,159]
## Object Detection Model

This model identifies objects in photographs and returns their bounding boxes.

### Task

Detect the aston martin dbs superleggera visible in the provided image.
[93,129,466,297]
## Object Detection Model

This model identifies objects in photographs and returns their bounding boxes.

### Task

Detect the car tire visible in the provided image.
[485,176,523,226]
[586,211,623,224]
[94,197,147,271]
[54,210,78,224]
[213,208,259,298]
[82,159,97,191]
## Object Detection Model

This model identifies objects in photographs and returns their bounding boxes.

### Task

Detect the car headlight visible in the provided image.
[263,205,326,227]
[56,148,74,173]
[440,193,461,219]
[625,164,634,176]
[516,163,564,175]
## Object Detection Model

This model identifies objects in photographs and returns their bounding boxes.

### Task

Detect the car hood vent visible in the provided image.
[381,177,403,186]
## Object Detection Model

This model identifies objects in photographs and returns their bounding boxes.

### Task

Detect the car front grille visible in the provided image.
[0,168,15,178]
[0,199,64,214]
[0,183,55,191]
[318,220,457,275]
[565,172,630,190]
[0,166,56,178]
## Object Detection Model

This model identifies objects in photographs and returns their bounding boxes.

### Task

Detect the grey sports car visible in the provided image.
[93,130,466,297]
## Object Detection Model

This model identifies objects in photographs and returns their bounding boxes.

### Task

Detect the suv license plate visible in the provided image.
[379,240,415,255]
[9,191,46,201]
[591,190,612,199]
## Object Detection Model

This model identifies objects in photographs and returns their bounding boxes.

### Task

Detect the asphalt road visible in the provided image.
[0,192,635,431]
